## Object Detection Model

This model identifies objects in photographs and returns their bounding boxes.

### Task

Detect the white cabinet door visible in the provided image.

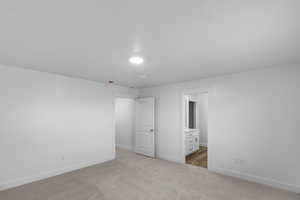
[135,97,155,157]
[185,136,194,155]
[193,134,199,151]
[185,130,200,155]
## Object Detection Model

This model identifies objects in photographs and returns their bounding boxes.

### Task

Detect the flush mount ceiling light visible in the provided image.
[129,56,144,65]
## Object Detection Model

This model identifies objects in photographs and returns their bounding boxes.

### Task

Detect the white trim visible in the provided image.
[0,157,113,191]
[210,167,300,194]
[116,144,134,151]
[158,154,182,163]
[180,87,211,166]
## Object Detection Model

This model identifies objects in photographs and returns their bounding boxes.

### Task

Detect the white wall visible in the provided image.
[112,85,139,99]
[197,93,208,147]
[115,98,135,151]
[139,65,300,193]
[1,64,299,192]
[0,65,137,190]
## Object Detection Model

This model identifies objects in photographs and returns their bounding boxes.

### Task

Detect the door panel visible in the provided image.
[135,97,155,157]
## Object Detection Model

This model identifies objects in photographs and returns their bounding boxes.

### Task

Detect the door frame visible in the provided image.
[180,87,211,169]
[112,92,139,158]
[135,96,156,158]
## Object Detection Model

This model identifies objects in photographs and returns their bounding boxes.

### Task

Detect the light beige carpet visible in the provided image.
[0,149,299,200]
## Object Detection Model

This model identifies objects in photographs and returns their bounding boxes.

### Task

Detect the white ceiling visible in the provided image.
[0,0,299,88]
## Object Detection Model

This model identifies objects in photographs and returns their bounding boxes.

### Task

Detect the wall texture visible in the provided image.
[197,93,208,146]
[1,64,299,193]
[139,65,300,192]
[115,98,135,151]
[0,65,136,190]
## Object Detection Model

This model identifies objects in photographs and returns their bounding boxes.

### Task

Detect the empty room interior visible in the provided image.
[0,0,300,199]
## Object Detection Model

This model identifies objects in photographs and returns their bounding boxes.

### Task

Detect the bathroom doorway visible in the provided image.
[183,91,208,168]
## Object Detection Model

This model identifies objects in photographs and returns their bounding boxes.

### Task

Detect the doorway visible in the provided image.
[114,97,156,158]
[114,98,135,151]
[183,91,208,168]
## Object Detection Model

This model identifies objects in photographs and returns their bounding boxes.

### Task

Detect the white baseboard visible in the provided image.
[158,154,183,164]
[0,156,114,191]
[116,144,133,151]
[210,167,300,194]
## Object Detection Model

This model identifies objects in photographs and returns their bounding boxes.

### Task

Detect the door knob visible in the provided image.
[149,129,154,132]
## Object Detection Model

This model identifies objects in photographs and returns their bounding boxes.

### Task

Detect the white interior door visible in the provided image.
[135,97,155,157]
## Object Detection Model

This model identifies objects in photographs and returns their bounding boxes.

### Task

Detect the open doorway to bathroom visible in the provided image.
[183,92,208,168]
